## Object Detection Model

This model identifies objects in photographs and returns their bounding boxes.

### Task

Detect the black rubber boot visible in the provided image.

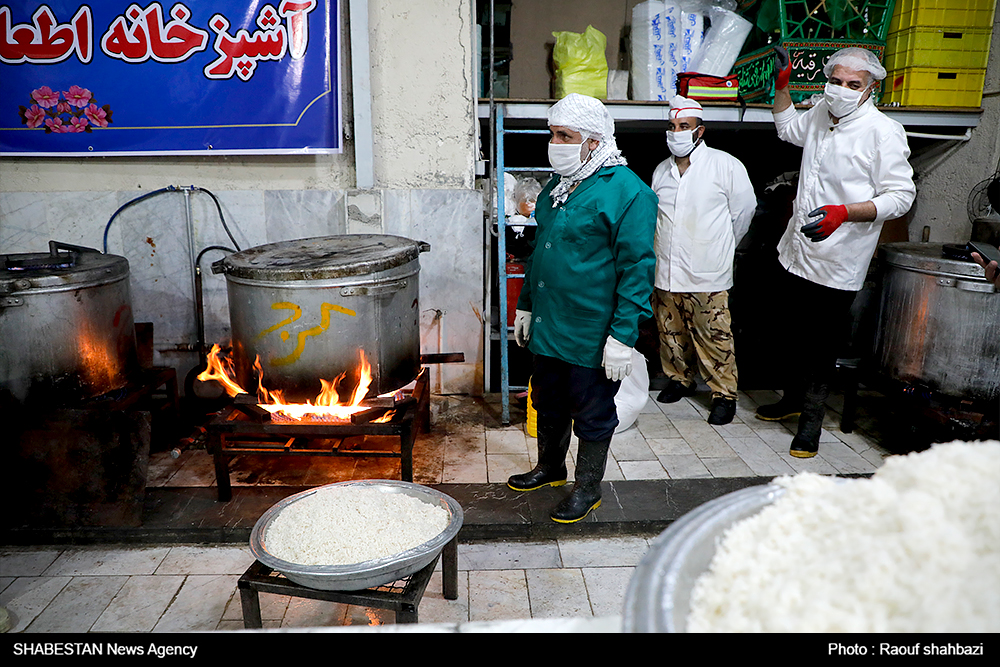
[789,383,828,458]
[507,417,571,491]
[755,385,804,421]
[550,437,612,523]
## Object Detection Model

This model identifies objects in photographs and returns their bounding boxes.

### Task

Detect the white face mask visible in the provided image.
[548,141,589,176]
[666,128,701,158]
[824,82,869,118]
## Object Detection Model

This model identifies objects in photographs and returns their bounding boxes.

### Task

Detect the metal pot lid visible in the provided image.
[1,242,129,293]
[879,242,989,280]
[217,235,430,281]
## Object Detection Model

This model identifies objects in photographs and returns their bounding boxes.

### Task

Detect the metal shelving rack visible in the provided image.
[492,105,549,425]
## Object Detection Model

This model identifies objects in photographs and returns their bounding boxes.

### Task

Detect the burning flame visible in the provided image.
[197,344,396,423]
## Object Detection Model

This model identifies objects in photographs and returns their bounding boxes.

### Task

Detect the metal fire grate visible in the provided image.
[205,367,430,501]
[237,536,458,627]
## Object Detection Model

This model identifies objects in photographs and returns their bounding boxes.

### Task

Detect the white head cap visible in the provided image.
[823,47,887,82]
[668,95,703,120]
[547,93,615,142]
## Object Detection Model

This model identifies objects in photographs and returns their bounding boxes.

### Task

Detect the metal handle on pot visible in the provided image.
[937,276,997,293]
[340,279,408,297]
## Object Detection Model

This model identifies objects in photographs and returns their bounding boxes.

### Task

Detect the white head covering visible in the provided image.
[823,47,887,82]
[668,95,704,120]
[546,93,627,206]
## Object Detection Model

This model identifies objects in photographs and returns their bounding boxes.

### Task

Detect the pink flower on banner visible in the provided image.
[45,116,67,133]
[31,86,60,109]
[56,100,71,114]
[24,105,46,129]
[69,116,89,132]
[63,85,92,108]
[84,104,109,128]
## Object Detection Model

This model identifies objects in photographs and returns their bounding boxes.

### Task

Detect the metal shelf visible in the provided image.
[478,100,983,133]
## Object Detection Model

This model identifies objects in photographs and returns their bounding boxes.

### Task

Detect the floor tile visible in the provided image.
[151,574,238,632]
[0,549,60,577]
[25,575,126,633]
[619,460,669,480]
[468,570,530,622]
[701,456,756,478]
[526,568,592,618]
[557,536,650,568]
[611,427,657,461]
[91,575,185,632]
[0,576,71,633]
[416,571,470,624]
[582,566,635,618]
[42,547,170,577]
[156,545,255,575]
[657,453,712,479]
[458,540,562,571]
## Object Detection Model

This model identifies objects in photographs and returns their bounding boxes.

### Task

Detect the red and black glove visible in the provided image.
[802,205,848,242]
[773,45,792,91]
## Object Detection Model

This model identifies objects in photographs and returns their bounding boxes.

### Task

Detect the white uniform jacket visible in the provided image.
[651,142,756,293]
[773,98,916,291]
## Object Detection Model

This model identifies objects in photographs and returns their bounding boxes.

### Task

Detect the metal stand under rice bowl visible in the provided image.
[250,480,463,591]
[622,483,783,633]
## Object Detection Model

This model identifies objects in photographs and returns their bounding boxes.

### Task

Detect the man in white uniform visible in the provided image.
[650,95,756,425]
[755,46,916,457]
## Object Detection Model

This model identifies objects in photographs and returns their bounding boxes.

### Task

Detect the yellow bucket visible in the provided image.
[526,378,537,438]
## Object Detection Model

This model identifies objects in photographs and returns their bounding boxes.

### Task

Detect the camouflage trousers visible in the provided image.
[653,288,738,400]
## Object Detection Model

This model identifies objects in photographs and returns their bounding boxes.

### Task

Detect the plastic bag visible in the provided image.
[552,25,608,99]
[614,349,650,433]
[686,7,752,77]
[513,178,542,217]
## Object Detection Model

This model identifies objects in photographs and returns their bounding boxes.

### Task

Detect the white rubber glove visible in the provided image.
[602,335,633,382]
[513,309,532,347]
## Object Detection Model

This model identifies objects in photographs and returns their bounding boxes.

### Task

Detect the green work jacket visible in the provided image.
[517,165,657,368]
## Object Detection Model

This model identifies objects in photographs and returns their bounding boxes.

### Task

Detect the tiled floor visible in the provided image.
[1,386,895,633]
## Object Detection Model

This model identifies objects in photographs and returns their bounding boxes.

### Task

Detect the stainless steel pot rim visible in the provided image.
[622,483,785,633]
[249,480,464,579]
[880,242,989,280]
[220,235,428,282]
[223,264,419,289]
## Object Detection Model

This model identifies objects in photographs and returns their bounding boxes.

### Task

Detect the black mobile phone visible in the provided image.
[968,240,1000,266]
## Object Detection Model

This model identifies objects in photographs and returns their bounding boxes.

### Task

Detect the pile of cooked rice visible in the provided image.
[686,441,1000,633]
[264,485,451,566]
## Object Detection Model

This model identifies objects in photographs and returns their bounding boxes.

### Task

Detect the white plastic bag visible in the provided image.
[614,349,650,433]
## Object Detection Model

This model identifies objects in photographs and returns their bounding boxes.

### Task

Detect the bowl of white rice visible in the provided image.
[250,480,463,591]
[622,441,1000,633]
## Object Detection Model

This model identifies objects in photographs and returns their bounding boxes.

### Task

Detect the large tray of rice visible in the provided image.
[622,441,1000,633]
[249,480,463,591]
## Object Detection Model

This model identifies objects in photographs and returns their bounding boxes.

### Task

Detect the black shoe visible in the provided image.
[707,397,737,425]
[550,437,611,523]
[508,418,571,492]
[755,396,802,421]
[656,380,696,404]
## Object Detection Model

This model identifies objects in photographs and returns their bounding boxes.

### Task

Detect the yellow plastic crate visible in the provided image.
[885,27,993,70]
[889,0,997,33]
[885,66,986,107]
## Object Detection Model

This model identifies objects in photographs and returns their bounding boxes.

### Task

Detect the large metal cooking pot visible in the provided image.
[0,241,138,405]
[216,235,429,401]
[873,242,1000,402]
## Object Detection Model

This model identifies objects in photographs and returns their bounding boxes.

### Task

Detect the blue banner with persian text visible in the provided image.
[0,1,341,155]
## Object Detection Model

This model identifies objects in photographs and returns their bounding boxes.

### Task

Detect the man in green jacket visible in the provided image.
[508,93,657,523]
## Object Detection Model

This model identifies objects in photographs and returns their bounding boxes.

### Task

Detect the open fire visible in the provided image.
[197,344,397,423]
